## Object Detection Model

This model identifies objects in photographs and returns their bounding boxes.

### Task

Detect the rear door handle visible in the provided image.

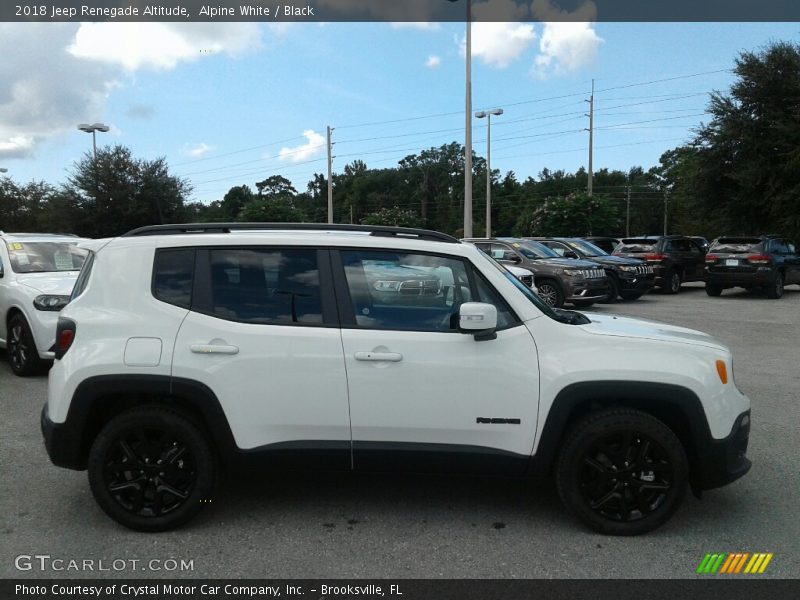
[190,344,239,355]
[354,351,403,362]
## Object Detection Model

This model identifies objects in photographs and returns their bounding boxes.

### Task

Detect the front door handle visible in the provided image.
[354,351,403,362]
[190,344,239,355]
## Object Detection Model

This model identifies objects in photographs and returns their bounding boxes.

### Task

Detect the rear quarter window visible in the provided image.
[711,239,763,254]
[618,240,657,253]
[153,248,195,309]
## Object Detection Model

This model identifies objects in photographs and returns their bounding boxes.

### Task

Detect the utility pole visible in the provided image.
[663,188,669,235]
[586,80,594,197]
[463,0,473,237]
[327,125,334,224]
[626,181,631,238]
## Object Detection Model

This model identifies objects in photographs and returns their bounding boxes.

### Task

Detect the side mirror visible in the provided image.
[502,252,521,264]
[0,263,3,278]
[459,302,498,341]
[564,250,579,259]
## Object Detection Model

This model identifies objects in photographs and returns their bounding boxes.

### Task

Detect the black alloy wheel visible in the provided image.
[766,272,784,299]
[665,270,681,294]
[599,275,619,304]
[7,314,42,376]
[556,409,688,536]
[88,407,215,531]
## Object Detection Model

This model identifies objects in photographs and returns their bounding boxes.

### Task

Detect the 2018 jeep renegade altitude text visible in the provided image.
[42,224,751,535]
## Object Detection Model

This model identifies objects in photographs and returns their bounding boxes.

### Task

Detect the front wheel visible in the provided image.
[599,276,620,304]
[619,291,644,301]
[556,408,688,536]
[88,407,216,532]
[705,285,722,297]
[7,314,44,376]
[663,270,682,294]
[536,279,564,308]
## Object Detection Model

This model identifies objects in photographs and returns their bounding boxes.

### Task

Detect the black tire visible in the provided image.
[536,279,564,308]
[7,314,44,377]
[705,284,722,297]
[88,407,215,532]
[556,408,688,536]
[599,276,620,304]
[663,269,681,294]
[766,272,784,299]
[619,291,644,301]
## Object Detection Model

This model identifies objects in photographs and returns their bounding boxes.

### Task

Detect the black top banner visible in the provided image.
[3,0,800,23]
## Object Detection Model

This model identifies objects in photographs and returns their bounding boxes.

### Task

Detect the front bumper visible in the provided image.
[565,278,609,302]
[618,274,656,293]
[41,404,85,470]
[693,410,751,491]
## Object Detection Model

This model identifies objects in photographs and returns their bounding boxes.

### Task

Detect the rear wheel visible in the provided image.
[705,285,722,297]
[556,408,688,536]
[766,272,784,299]
[663,269,681,294]
[536,279,564,308]
[88,407,216,532]
[7,314,43,377]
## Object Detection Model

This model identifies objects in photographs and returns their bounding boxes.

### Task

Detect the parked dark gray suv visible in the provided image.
[530,237,655,302]
[464,238,609,308]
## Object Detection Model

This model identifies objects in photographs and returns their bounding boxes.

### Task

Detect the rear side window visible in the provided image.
[153,249,195,309]
[208,248,322,325]
[70,251,95,301]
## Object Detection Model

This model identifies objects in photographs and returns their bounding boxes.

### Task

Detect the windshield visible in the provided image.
[711,239,763,254]
[6,241,87,274]
[503,240,560,259]
[563,239,609,257]
[480,253,558,318]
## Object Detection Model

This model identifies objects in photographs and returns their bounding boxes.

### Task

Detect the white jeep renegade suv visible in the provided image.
[42,224,751,534]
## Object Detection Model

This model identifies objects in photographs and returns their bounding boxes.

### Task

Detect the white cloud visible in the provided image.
[463,22,537,69]
[533,22,603,77]
[279,130,326,163]
[425,55,442,69]
[183,143,215,158]
[0,23,115,160]
[390,22,441,31]
[68,23,263,71]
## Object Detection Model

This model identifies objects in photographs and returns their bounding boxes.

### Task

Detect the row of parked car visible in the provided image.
[0,229,798,377]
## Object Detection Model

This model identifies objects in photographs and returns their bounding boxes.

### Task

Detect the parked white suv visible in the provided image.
[42,224,751,535]
[0,232,88,376]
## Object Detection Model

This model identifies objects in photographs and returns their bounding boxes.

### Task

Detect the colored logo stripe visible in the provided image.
[698,552,773,575]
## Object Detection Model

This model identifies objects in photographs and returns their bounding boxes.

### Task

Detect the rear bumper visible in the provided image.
[706,268,773,288]
[693,410,751,491]
[41,403,85,470]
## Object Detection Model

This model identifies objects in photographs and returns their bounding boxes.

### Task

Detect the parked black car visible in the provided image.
[614,235,706,293]
[691,236,711,253]
[530,237,655,301]
[582,236,621,254]
[464,237,609,308]
[704,235,800,299]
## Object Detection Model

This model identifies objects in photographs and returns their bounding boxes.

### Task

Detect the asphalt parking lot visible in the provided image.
[1,283,798,579]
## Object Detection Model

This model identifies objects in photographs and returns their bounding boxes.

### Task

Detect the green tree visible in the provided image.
[360,207,421,228]
[517,192,619,237]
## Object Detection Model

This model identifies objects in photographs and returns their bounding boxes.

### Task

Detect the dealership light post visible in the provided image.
[448,0,473,237]
[78,123,110,161]
[475,108,502,238]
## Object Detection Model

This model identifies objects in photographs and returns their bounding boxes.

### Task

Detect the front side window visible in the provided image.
[6,241,87,274]
[209,248,322,325]
[340,250,515,332]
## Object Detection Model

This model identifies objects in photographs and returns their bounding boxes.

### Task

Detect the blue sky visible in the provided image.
[1,21,797,203]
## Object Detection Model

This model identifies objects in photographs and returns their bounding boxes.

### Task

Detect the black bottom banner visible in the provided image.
[3,579,799,600]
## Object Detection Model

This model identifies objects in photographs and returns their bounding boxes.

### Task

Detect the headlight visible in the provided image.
[618,265,638,272]
[563,269,584,277]
[33,295,70,311]
[373,280,401,292]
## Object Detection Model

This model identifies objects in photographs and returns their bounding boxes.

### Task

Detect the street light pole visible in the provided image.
[476,108,503,238]
[464,0,473,238]
[77,123,110,161]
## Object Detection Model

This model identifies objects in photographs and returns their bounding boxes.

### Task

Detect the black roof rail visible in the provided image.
[121,223,460,243]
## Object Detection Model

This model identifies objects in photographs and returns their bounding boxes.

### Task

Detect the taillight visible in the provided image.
[705,254,719,263]
[644,253,665,262]
[55,318,76,360]
[746,254,771,264]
